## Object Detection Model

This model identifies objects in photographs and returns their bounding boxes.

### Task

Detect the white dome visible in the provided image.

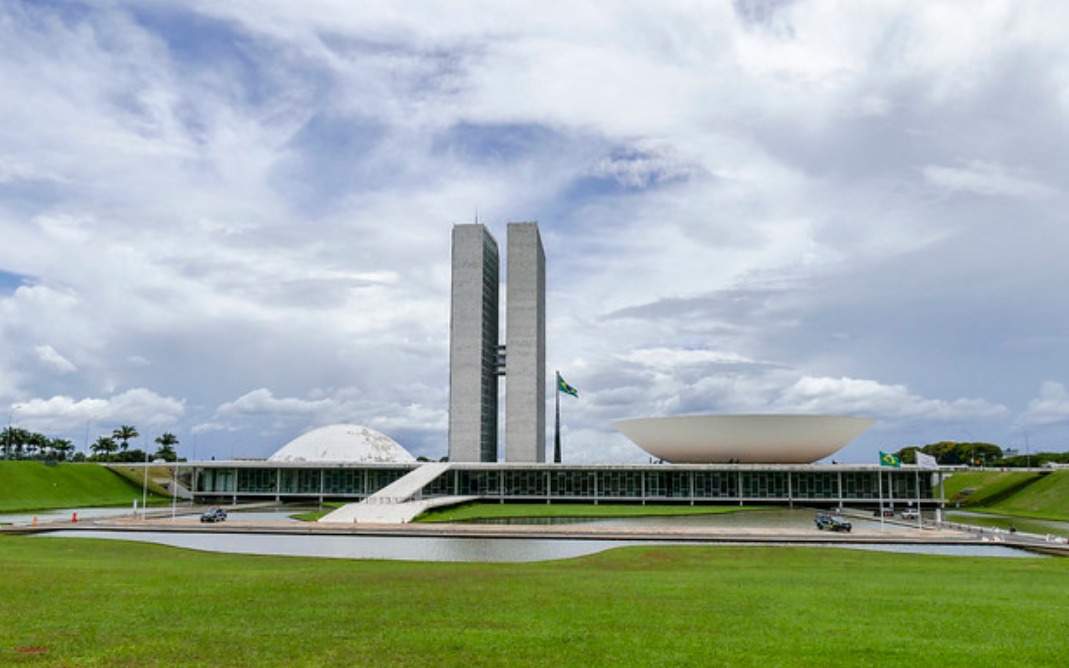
[613,414,873,464]
[269,424,416,463]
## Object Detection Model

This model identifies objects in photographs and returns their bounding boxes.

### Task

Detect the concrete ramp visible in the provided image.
[319,495,478,524]
[318,463,465,524]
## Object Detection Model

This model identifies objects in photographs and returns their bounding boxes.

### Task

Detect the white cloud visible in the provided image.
[773,376,1010,422]
[1020,381,1069,427]
[12,388,185,433]
[216,388,336,417]
[34,344,77,374]
[923,161,1054,199]
[2,1,1069,462]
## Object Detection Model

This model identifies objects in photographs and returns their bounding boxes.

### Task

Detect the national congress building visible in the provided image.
[449,222,545,463]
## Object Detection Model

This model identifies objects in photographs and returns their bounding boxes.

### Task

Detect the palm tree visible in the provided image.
[153,432,179,462]
[50,438,75,461]
[112,425,139,452]
[91,435,118,458]
[26,431,49,457]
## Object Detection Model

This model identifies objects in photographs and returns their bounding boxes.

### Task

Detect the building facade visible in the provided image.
[448,222,547,463]
[505,223,546,462]
[448,224,500,463]
[187,461,941,510]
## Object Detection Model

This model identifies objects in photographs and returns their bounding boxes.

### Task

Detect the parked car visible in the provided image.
[873,508,894,518]
[900,509,920,520]
[814,513,852,532]
[200,507,227,523]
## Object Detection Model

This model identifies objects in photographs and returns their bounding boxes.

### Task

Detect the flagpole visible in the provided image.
[877,466,884,531]
[554,371,562,464]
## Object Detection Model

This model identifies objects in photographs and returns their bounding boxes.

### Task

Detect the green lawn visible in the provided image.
[0,461,166,513]
[985,471,1069,521]
[0,536,1066,667]
[942,470,1069,521]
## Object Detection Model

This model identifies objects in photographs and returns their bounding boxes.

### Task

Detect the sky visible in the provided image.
[2,0,1069,463]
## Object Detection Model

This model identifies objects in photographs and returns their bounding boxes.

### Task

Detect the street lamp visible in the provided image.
[5,408,13,460]
[6,406,19,460]
[1014,423,1032,469]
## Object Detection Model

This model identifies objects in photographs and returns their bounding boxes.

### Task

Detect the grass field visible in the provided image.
[942,470,1069,521]
[1,536,1067,667]
[0,461,166,513]
[985,471,1069,520]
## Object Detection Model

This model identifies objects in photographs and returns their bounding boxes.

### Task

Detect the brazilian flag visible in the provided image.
[879,451,901,468]
[557,372,579,398]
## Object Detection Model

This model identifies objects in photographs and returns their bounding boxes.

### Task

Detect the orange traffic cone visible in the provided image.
[72,512,78,523]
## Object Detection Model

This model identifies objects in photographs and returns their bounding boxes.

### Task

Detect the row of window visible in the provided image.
[197,467,933,501]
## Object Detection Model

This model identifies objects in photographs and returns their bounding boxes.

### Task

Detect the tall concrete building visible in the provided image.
[448,221,546,463]
[504,222,546,462]
[448,224,500,463]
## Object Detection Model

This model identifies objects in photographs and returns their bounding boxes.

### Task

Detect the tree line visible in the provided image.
[1,424,182,463]
[892,441,1069,467]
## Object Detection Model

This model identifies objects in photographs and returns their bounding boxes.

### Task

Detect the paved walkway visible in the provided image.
[318,463,462,523]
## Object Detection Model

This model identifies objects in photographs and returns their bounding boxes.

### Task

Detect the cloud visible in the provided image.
[11,388,185,433]
[217,388,336,417]
[34,344,77,374]
[923,161,1054,199]
[1020,382,1069,427]
[2,1,1069,463]
[772,376,1010,422]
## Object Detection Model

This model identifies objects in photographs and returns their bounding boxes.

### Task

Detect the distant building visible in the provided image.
[269,424,415,463]
[448,224,500,463]
[448,222,546,463]
[505,223,546,463]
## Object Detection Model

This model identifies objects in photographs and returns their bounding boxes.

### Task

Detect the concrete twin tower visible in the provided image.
[449,222,545,463]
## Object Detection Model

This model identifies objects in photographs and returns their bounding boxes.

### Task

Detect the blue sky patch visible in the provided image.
[0,270,31,294]
[434,122,567,163]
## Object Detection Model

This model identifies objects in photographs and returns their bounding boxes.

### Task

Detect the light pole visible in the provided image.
[6,406,21,460]
[142,451,149,520]
[5,407,14,460]
[1013,423,1032,469]
[83,415,98,458]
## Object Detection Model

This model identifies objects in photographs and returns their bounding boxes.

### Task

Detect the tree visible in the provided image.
[153,433,179,462]
[112,425,139,452]
[26,432,50,459]
[894,441,1004,466]
[90,436,118,458]
[2,427,32,459]
[49,438,75,461]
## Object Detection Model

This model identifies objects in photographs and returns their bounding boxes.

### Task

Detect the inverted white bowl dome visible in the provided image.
[269,424,415,463]
[612,414,873,464]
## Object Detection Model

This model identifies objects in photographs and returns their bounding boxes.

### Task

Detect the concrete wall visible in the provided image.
[448,224,500,462]
[505,222,546,462]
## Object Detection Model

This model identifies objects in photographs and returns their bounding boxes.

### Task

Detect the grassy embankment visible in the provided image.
[941,470,1069,521]
[0,461,167,513]
[1,536,1067,667]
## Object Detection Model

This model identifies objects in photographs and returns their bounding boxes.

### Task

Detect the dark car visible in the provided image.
[200,507,227,523]
[814,513,852,532]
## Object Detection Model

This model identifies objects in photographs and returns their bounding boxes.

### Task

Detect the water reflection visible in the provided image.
[0,506,141,525]
[44,530,657,562]
[41,529,1044,562]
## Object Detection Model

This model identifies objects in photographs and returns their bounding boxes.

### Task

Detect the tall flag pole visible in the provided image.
[554,371,578,463]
